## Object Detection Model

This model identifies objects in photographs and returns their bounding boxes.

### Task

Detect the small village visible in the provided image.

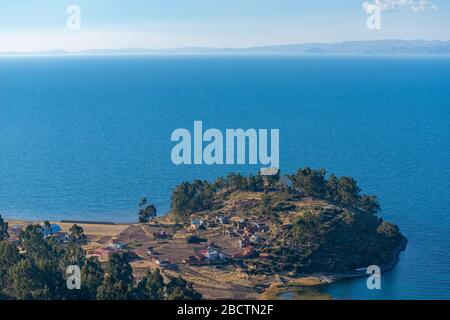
[5,200,284,299]
[81,212,273,271]
[6,211,273,264]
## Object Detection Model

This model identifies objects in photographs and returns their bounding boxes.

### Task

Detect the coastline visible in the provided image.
[262,237,408,300]
[5,216,408,300]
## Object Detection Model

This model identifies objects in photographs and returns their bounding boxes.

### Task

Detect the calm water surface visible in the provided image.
[0,56,449,299]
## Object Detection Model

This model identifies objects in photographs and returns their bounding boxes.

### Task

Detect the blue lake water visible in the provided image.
[0,55,449,299]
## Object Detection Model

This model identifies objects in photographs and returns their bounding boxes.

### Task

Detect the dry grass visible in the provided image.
[56,222,130,237]
[6,219,130,238]
[259,279,331,300]
[287,277,324,286]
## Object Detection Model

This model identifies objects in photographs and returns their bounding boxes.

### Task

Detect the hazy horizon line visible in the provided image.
[1,39,450,56]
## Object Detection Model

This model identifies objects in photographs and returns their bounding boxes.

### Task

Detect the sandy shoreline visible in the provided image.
[6,219,131,237]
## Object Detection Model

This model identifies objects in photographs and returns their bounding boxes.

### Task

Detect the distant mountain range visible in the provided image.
[2,40,450,56]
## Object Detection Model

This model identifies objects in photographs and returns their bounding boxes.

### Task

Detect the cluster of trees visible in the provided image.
[212,173,265,192]
[285,209,405,273]
[288,168,380,214]
[138,198,157,224]
[68,224,88,244]
[0,215,8,241]
[171,180,215,221]
[170,172,284,220]
[0,215,201,300]
[170,167,381,221]
[186,235,207,244]
[95,253,201,300]
[212,172,285,193]
[291,211,322,245]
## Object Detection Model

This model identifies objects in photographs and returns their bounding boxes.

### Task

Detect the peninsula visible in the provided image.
[0,167,407,300]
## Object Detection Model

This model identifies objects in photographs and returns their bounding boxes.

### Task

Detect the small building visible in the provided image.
[42,224,62,238]
[217,216,229,225]
[191,219,204,230]
[109,240,128,250]
[153,230,169,239]
[206,221,218,228]
[53,232,69,243]
[251,221,270,232]
[235,219,247,230]
[197,246,226,262]
[251,222,260,230]
[198,247,214,260]
[258,223,270,233]
[154,258,173,269]
[250,234,260,243]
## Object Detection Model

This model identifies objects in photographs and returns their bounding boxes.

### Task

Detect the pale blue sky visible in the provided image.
[0,0,449,52]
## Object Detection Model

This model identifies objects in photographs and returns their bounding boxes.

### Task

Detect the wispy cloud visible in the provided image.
[363,0,438,13]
